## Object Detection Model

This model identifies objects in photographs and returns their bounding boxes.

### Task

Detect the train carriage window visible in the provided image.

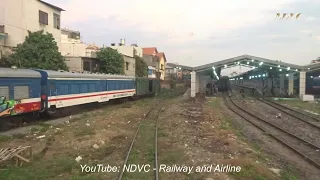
[71,84,79,94]
[14,86,29,100]
[0,86,9,100]
[108,83,115,91]
[50,82,55,90]
[59,84,69,95]
[80,84,88,93]
[89,84,96,92]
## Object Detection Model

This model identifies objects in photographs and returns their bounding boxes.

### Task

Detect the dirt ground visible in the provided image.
[0,97,158,180]
[0,92,319,180]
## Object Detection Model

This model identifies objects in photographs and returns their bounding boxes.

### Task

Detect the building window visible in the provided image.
[126,62,129,70]
[39,10,48,25]
[161,64,164,70]
[53,13,60,29]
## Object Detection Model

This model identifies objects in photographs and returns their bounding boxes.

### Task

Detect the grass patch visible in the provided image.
[0,156,77,180]
[230,163,276,180]
[280,167,299,180]
[0,135,12,142]
[30,125,49,133]
[276,99,320,114]
[161,149,185,164]
[11,133,25,139]
[219,120,231,129]
[30,127,40,133]
[122,116,156,180]
[74,127,96,137]
[38,122,50,128]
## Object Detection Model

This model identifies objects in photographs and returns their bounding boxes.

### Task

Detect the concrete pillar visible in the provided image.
[196,73,200,93]
[279,74,285,95]
[191,71,196,97]
[288,73,294,95]
[299,71,306,96]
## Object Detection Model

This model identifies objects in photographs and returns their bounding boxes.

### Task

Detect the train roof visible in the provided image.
[36,69,135,79]
[0,67,41,78]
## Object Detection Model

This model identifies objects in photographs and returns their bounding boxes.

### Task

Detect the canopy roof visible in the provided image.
[168,54,320,73]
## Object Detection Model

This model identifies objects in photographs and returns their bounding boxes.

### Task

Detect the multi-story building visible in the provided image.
[110,39,143,57]
[110,39,137,76]
[165,64,182,79]
[148,66,157,78]
[142,47,166,80]
[0,0,64,58]
[64,43,101,73]
[60,28,87,57]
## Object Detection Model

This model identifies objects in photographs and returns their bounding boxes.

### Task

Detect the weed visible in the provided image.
[30,127,40,133]
[0,156,77,180]
[0,135,12,142]
[74,127,96,137]
[280,167,298,180]
[11,133,25,139]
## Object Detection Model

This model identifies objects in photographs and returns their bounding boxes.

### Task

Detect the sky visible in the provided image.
[48,0,320,67]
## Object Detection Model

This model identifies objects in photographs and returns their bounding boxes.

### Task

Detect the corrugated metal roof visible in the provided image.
[40,70,135,79]
[0,68,41,78]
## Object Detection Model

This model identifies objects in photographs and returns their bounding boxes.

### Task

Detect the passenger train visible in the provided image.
[0,67,160,119]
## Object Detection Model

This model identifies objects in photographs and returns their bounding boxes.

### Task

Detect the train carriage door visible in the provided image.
[149,80,153,92]
[49,82,57,106]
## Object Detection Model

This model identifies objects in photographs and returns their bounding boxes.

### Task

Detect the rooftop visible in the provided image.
[142,47,158,55]
[38,0,65,11]
[168,54,320,73]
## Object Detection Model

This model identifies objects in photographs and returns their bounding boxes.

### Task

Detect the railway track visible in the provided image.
[259,98,320,126]
[223,95,320,169]
[117,99,163,180]
[233,84,320,129]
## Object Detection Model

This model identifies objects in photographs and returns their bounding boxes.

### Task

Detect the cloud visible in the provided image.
[47,0,320,66]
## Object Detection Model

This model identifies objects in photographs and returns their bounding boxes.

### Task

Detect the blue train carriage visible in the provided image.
[0,67,42,118]
[105,74,136,99]
[34,70,135,114]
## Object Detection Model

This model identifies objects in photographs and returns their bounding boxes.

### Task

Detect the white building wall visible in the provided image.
[61,33,81,43]
[60,33,86,57]
[123,55,136,76]
[110,45,143,57]
[61,43,86,56]
[0,0,63,53]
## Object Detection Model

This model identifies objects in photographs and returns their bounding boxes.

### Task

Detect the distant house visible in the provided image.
[60,28,87,57]
[165,64,181,80]
[142,47,166,80]
[109,39,137,76]
[148,66,157,78]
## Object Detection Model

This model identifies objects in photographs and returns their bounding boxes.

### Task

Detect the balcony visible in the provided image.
[0,25,8,39]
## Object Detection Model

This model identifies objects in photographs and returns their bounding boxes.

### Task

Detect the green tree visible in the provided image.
[135,55,147,77]
[8,30,68,70]
[97,47,124,74]
[0,56,13,67]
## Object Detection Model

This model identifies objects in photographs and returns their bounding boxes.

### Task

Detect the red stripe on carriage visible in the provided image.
[48,90,136,102]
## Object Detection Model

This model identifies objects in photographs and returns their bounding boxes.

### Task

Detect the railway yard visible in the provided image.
[0,87,320,180]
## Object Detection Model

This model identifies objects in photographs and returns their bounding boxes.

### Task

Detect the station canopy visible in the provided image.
[167,54,320,79]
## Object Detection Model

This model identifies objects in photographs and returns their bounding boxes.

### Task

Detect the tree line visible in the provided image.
[0,30,147,77]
